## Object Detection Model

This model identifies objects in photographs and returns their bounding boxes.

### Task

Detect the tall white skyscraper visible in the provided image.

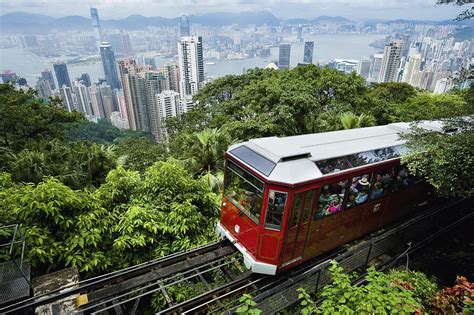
[73,80,93,116]
[90,8,104,50]
[369,53,384,81]
[156,90,182,140]
[178,36,204,99]
[59,86,75,112]
[401,53,422,85]
[378,40,404,83]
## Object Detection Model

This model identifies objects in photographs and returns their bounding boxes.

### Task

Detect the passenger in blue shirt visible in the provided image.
[356,191,368,204]
[371,182,384,199]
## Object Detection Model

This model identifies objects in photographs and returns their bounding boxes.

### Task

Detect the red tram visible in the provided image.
[216,122,441,275]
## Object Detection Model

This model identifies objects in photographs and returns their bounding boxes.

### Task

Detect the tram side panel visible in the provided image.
[279,164,433,272]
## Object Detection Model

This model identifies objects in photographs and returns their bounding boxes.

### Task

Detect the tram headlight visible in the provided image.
[234,225,240,234]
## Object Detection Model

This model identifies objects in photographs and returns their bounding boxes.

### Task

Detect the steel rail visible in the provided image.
[82,257,239,314]
[0,240,231,314]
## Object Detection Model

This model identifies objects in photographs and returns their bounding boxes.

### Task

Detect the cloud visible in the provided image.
[0,0,461,20]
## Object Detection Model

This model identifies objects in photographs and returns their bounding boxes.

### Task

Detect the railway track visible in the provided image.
[0,240,235,314]
[1,198,471,314]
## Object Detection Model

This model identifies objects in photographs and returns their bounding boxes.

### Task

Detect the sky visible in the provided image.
[0,0,464,21]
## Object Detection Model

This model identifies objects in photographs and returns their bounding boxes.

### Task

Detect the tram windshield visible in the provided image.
[224,160,264,224]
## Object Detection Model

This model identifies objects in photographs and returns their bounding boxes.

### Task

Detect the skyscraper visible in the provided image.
[369,54,384,81]
[53,61,72,88]
[35,78,52,102]
[73,80,93,115]
[100,42,121,90]
[118,59,150,131]
[178,36,204,99]
[145,71,167,140]
[297,25,303,43]
[180,15,191,37]
[120,30,133,55]
[357,59,372,79]
[156,90,182,140]
[401,53,422,85]
[303,41,314,64]
[79,73,92,87]
[59,86,75,112]
[163,61,180,94]
[90,84,106,119]
[90,8,104,50]
[378,40,404,83]
[41,69,56,90]
[278,43,291,69]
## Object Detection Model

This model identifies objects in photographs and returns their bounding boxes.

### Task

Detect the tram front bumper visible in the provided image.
[216,221,277,275]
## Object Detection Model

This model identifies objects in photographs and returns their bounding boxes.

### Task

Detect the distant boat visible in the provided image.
[205,62,216,65]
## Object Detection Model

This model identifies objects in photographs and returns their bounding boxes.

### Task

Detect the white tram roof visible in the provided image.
[227,121,444,185]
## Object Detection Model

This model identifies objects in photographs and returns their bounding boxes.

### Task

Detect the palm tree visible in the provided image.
[340,112,375,130]
[183,128,232,176]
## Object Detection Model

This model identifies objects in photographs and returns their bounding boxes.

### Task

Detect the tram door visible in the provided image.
[281,190,315,266]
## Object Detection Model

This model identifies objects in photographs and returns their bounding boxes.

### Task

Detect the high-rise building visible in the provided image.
[357,59,372,79]
[145,71,168,140]
[90,84,106,119]
[79,73,92,87]
[433,77,454,94]
[118,59,150,131]
[378,40,404,83]
[401,53,422,85]
[53,61,72,88]
[163,61,180,93]
[100,42,121,89]
[35,78,52,102]
[73,80,93,115]
[369,54,384,81]
[41,69,56,90]
[297,25,303,43]
[121,30,133,55]
[278,43,291,69]
[59,86,76,112]
[303,41,314,64]
[180,15,191,37]
[156,90,182,139]
[1,70,18,83]
[178,36,204,99]
[90,8,104,50]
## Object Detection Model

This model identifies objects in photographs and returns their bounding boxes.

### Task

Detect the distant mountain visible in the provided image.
[363,18,474,27]
[286,16,355,25]
[1,11,470,34]
[0,11,280,34]
[189,11,280,26]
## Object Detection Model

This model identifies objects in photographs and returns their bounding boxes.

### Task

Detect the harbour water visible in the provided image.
[0,34,386,85]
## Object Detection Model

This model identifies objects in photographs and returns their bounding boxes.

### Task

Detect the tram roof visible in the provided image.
[227,121,444,185]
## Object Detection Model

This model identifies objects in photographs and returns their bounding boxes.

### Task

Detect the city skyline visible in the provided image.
[0,1,465,21]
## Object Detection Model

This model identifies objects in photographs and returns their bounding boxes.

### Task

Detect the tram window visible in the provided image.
[371,168,395,199]
[314,179,348,219]
[316,157,352,175]
[290,193,304,227]
[301,190,315,223]
[224,161,264,224]
[347,150,382,167]
[264,191,287,231]
[394,166,414,191]
[346,174,372,208]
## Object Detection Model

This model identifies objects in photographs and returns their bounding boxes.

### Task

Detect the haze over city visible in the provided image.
[0,0,464,20]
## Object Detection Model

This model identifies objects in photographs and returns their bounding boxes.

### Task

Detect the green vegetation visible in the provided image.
[401,117,473,197]
[238,261,472,314]
[0,63,472,311]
